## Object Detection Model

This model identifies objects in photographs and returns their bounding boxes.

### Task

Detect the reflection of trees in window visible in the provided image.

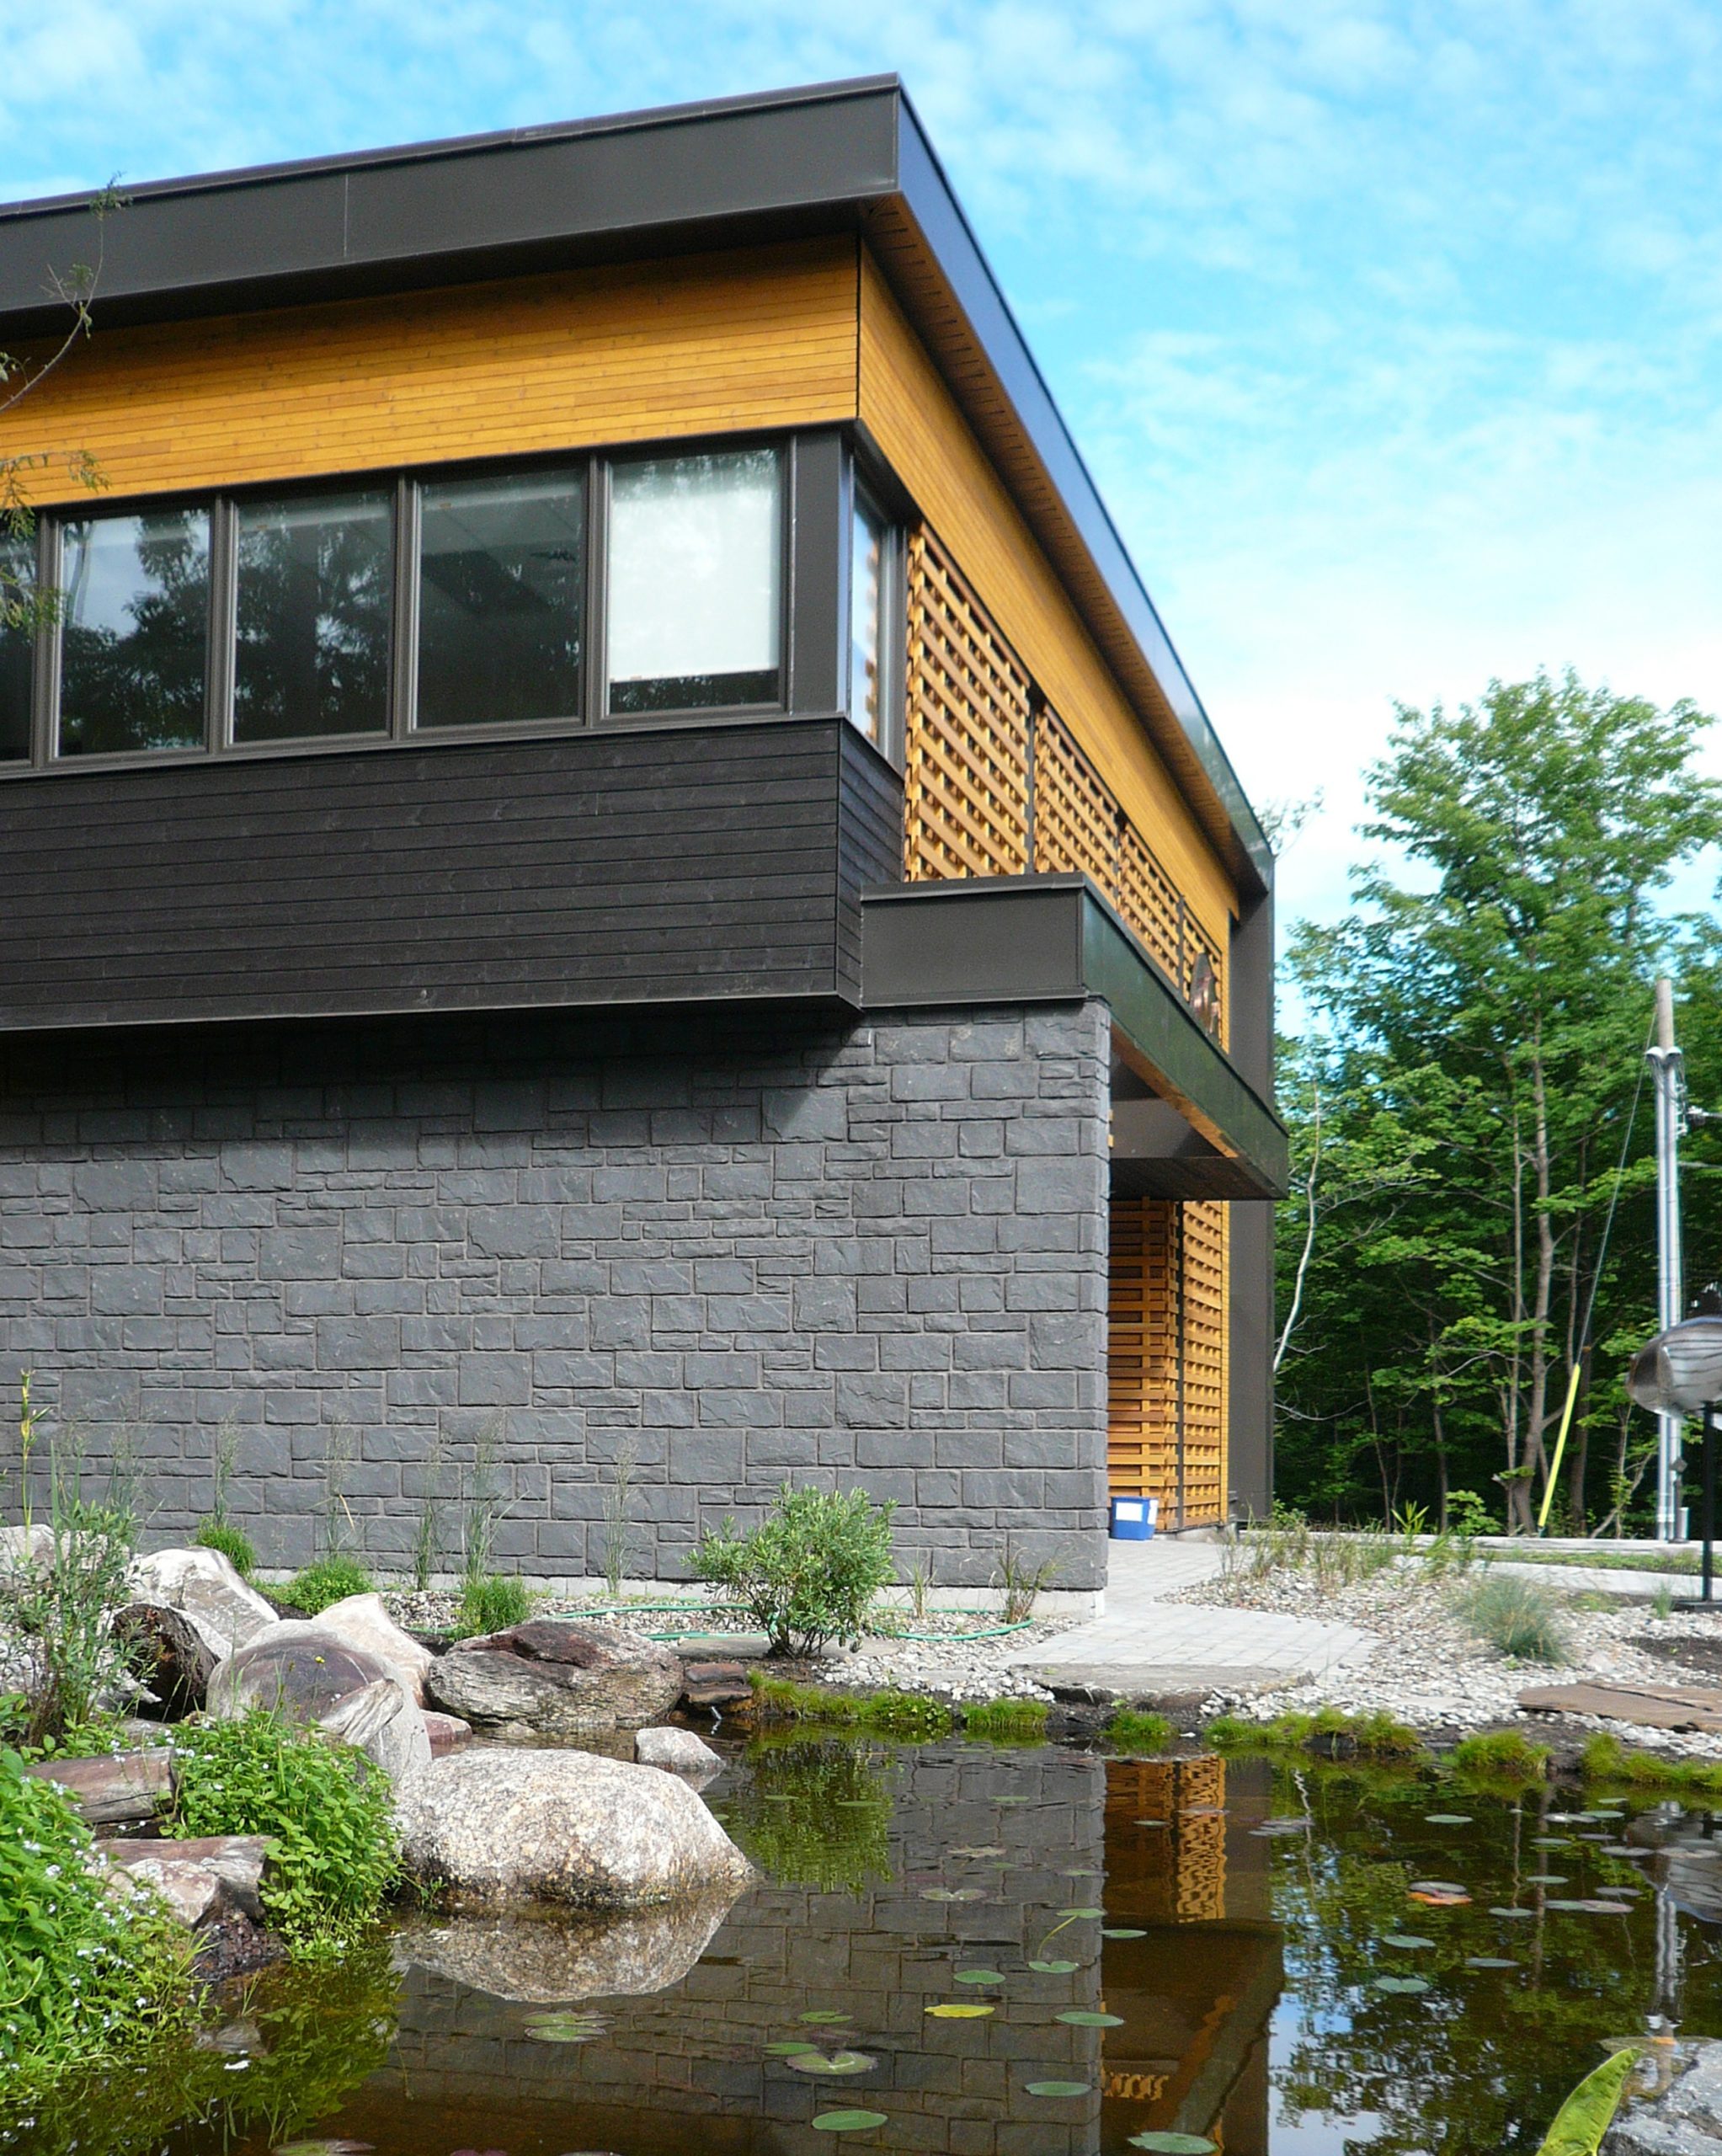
[0,535,32,759]
[58,511,209,756]
[234,494,391,742]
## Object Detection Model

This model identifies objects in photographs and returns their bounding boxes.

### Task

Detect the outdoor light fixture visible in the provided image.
[1629,1315,1722,1600]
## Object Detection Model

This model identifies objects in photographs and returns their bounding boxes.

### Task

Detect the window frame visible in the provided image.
[846,475,905,764]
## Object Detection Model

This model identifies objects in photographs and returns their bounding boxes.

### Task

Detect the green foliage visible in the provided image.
[0,1745,189,2085]
[168,1710,399,1951]
[1456,1573,1570,1663]
[749,1673,954,1739]
[455,1571,530,1636]
[994,1540,1058,1624]
[1446,1729,1552,1784]
[1206,1706,1427,1763]
[1445,1489,1495,1537]
[1103,1708,1173,1750]
[280,1551,374,1615]
[718,1737,895,1893]
[962,1698,1049,1742]
[690,1486,897,1656]
[1534,2045,1639,2156]
[1581,1731,1722,1796]
[192,1518,256,1578]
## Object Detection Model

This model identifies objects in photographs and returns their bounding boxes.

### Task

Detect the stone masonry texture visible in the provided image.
[0,1001,1111,1588]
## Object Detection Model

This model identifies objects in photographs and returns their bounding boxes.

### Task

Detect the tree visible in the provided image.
[1280,670,1722,1529]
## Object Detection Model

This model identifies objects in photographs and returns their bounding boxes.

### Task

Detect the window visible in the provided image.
[234,491,392,743]
[849,489,897,750]
[417,467,584,728]
[0,532,33,761]
[606,446,781,714]
[58,510,210,756]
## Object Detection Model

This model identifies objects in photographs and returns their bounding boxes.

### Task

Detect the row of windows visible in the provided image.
[0,441,900,765]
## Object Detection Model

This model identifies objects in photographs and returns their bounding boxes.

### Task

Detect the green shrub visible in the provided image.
[1447,1728,1552,1783]
[962,1698,1050,1742]
[690,1486,896,1656]
[0,1744,190,2081]
[1581,1732,1722,1796]
[1456,1573,1570,1663]
[1104,1708,1173,1750]
[168,1710,399,1951]
[455,1572,530,1637]
[193,1519,257,1579]
[280,1553,374,1616]
[1445,1489,1495,1538]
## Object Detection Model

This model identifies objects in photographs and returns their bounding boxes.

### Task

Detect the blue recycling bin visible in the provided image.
[1110,1495,1158,1540]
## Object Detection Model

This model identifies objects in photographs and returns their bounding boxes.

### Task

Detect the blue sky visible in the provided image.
[4,0,1719,931]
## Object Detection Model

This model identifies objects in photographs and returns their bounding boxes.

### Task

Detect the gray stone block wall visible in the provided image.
[0,1001,1111,1588]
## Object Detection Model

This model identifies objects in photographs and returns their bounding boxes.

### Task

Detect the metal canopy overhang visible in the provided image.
[861,875,1288,1201]
[0,77,1271,896]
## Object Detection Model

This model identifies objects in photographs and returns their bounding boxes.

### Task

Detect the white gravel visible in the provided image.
[1176,1556,1722,1756]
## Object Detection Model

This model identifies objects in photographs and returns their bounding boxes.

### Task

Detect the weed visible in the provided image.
[194,1519,257,1578]
[1394,1499,1431,1551]
[410,1427,450,1594]
[206,1413,242,1532]
[1447,1729,1551,1783]
[1455,1573,1570,1663]
[1581,1732,1722,1797]
[600,1433,639,1601]
[1652,1582,1675,1620]
[455,1572,530,1637]
[1103,1708,1173,1750]
[314,1416,361,1565]
[169,1709,400,1952]
[691,1486,896,1656]
[459,1410,510,1593]
[995,1540,1058,1625]
[962,1698,1049,1742]
[901,1555,933,1624]
[280,1551,374,1615]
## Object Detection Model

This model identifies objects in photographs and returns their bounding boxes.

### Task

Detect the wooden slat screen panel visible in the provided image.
[1101,1756,1227,1925]
[1180,1198,1229,1527]
[1109,1193,1229,1529]
[1033,704,1118,893]
[903,527,1031,881]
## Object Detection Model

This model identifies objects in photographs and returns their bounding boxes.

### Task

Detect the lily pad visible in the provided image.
[789,2051,877,2077]
[1465,1956,1519,1968]
[953,1968,1005,1985]
[1025,2080,1090,2098]
[1103,1927,1148,1939]
[1058,2009,1125,2026]
[1490,1906,1537,1919]
[1381,1934,1435,1949]
[522,2012,607,2044]
[800,2009,852,2025]
[1058,1906,1106,1919]
[1546,1897,1634,1913]
[920,1886,984,1903]
[1373,1974,1431,1993]
[1129,2136,1218,2153]
[1028,1958,1080,1973]
[1424,1814,1473,1825]
[765,2041,820,2057]
[1526,1873,1568,1886]
[812,2111,888,2133]
[926,2003,994,2019]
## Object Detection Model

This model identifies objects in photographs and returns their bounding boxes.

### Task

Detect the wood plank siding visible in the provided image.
[1,238,861,503]
[1107,1193,1230,1527]
[0,719,901,1031]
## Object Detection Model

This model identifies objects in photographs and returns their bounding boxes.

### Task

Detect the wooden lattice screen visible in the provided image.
[902,528,1031,881]
[1103,1756,1227,1924]
[1109,1194,1229,1529]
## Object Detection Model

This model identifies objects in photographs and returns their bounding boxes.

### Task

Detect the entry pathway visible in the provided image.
[1005,1536,1378,1701]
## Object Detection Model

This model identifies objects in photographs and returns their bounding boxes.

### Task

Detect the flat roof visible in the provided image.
[0,77,1271,891]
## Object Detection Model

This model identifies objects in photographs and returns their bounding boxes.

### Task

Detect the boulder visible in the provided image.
[318,1675,432,1784]
[394,1748,754,1908]
[114,1601,220,1716]
[424,1710,473,1758]
[680,1659,754,1712]
[1605,2036,1722,2154]
[28,1749,171,1826]
[95,1833,273,1929]
[424,1620,682,1739]
[307,1592,434,1705]
[634,1726,724,1784]
[206,1622,391,1723]
[0,1523,52,1581]
[127,1548,277,1662]
[396,1888,743,2003]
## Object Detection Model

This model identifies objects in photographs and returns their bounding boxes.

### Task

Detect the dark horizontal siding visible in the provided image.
[0,718,904,1032]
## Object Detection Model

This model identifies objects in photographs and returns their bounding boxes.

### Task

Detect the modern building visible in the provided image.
[0,78,1284,1596]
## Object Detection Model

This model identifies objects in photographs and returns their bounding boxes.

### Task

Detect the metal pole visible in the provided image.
[1704,1404,1716,1604]
[1649,978,1687,1541]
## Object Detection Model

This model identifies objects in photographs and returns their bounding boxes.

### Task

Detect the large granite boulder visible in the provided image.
[127,1548,277,1662]
[206,1621,431,1784]
[394,1748,754,1908]
[318,1675,432,1783]
[396,1889,743,2003]
[307,1592,434,1704]
[634,1726,724,1785]
[1605,2037,1722,2154]
[425,1620,682,1739]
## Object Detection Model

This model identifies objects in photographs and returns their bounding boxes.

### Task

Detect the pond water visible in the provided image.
[17,1738,1722,2156]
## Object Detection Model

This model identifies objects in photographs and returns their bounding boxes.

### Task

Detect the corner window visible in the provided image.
[606,446,781,715]
[417,467,584,728]
[849,489,898,751]
[58,510,211,757]
[0,531,33,761]
[234,491,392,743]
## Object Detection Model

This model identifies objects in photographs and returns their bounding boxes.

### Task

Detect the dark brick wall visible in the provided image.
[0,1001,1111,1588]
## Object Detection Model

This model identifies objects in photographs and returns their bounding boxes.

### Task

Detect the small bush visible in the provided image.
[1447,1729,1551,1783]
[194,1518,257,1579]
[280,1553,374,1616]
[455,1572,530,1637]
[0,1744,189,2081]
[1581,1732,1722,1797]
[690,1486,896,1656]
[169,1710,399,1952]
[962,1698,1049,1742]
[1104,1708,1173,1750]
[1445,1489,1495,1538]
[1456,1573,1570,1663]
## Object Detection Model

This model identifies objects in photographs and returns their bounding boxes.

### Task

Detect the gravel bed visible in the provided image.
[1177,1558,1722,1756]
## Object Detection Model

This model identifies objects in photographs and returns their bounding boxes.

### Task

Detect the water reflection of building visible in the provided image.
[1099,1755,1282,2156]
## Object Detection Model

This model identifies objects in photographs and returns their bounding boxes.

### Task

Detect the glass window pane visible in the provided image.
[0,529,34,760]
[234,491,392,743]
[607,447,781,714]
[58,510,209,757]
[417,467,584,728]
[849,494,888,748]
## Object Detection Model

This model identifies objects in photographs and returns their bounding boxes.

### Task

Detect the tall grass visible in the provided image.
[1455,1573,1570,1663]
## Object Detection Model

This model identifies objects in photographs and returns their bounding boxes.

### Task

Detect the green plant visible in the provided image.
[901,1555,932,1624]
[410,1427,449,1593]
[0,1743,190,2082]
[1445,1489,1494,1538]
[749,1673,954,1738]
[690,1486,896,1656]
[995,1539,1058,1624]
[314,1415,361,1564]
[460,1410,510,1593]
[455,1572,530,1636]
[1651,1582,1675,1620]
[1394,1498,1431,1549]
[1205,1705,1426,1763]
[1455,1572,1570,1662]
[168,1710,399,1951]
[600,1432,639,1601]
[1581,1731,1722,1796]
[1104,1707,1173,1749]
[193,1518,256,1578]
[206,1413,241,1530]
[1447,1728,1552,1783]
[280,1551,373,1616]
[962,1698,1049,1742]
[1533,2044,1639,2156]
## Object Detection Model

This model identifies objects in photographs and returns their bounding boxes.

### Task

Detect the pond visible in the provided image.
[14,1737,1722,2155]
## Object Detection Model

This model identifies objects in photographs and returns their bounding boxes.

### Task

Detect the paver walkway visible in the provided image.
[1005,1536,1378,1700]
